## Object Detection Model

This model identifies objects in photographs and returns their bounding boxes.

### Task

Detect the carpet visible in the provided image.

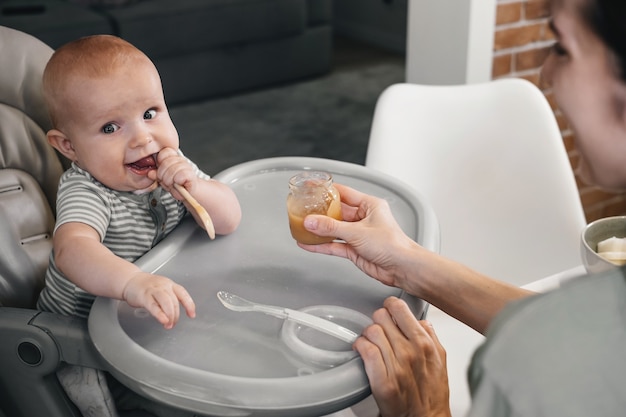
[169,60,405,176]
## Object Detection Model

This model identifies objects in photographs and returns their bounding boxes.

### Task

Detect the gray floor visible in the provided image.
[169,37,406,176]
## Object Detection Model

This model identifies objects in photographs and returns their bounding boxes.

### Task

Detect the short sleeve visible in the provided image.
[54,174,111,241]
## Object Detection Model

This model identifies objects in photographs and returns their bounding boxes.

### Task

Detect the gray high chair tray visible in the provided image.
[88,157,440,417]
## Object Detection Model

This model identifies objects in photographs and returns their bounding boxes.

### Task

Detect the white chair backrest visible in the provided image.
[365,79,587,286]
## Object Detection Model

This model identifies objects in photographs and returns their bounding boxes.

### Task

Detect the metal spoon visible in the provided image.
[216,291,359,344]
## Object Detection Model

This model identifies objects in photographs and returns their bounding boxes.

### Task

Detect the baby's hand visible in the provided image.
[151,148,197,198]
[123,272,196,329]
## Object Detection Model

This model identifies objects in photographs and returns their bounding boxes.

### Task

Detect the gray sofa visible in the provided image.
[0,0,333,104]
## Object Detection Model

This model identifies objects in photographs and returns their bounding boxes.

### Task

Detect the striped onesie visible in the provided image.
[37,159,208,318]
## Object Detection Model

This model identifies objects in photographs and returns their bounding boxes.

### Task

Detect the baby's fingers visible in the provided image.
[143,298,174,329]
[174,284,196,319]
[140,286,182,329]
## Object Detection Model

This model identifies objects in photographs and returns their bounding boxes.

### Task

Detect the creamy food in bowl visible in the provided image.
[581,216,626,273]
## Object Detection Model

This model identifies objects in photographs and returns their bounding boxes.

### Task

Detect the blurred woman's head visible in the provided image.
[583,0,626,81]
[542,0,626,190]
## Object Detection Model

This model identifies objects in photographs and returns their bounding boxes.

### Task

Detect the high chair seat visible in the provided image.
[0,25,60,308]
[0,25,157,417]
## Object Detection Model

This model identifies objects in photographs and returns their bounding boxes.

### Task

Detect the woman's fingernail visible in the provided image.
[303,217,318,230]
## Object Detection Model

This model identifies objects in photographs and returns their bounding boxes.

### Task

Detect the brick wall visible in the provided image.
[492,0,626,222]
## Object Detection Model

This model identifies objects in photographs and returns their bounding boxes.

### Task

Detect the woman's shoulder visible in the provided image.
[497,267,626,332]
[482,267,626,356]
[468,267,626,415]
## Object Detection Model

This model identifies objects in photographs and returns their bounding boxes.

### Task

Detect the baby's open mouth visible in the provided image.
[127,154,157,174]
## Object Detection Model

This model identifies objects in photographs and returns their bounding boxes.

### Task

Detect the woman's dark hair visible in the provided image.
[583,0,626,81]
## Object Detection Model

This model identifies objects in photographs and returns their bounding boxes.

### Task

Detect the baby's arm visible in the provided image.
[153,148,242,235]
[53,222,196,329]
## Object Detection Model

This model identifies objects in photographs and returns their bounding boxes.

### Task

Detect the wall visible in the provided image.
[343,0,626,222]
[405,0,496,85]
[493,0,626,222]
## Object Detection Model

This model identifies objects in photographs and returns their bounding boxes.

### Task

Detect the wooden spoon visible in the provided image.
[152,153,215,239]
[174,183,215,239]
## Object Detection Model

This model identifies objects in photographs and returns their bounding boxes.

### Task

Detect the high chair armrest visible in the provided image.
[0,307,104,417]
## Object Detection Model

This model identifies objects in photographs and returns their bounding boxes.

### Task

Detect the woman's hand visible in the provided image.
[299,183,530,335]
[355,297,451,417]
[298,184,422,289]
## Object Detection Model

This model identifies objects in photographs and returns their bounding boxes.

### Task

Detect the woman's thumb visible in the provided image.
[303,214,341,237]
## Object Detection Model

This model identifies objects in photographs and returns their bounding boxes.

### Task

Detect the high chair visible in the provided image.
[0,25,155,417]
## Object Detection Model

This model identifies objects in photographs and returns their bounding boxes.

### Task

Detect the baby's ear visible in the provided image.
[47,129,76,161]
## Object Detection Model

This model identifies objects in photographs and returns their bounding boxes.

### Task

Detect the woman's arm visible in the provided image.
[298,184,533,334]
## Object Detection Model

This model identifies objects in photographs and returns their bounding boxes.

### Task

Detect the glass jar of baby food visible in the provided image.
[287,171,342,244]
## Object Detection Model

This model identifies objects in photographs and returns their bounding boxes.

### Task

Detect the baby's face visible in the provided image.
[59,59,179,192]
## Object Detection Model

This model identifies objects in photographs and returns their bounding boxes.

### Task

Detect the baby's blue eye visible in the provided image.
[102,123,118,134]
[144,109,157,120]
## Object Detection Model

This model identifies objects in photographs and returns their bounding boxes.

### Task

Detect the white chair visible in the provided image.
[365,79,587,287]
[365,79,588,417]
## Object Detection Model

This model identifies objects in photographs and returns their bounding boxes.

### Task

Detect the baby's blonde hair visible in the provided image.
[42,35,153,127]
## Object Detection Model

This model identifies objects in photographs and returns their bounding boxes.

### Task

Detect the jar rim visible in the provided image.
[288,171,333,187]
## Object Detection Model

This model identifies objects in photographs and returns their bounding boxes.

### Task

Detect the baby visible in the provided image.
[37,35,241,416]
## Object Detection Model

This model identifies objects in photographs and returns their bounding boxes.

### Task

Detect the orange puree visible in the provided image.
[288,193,342,244]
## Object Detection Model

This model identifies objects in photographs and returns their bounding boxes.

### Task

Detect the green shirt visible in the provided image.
[468,267,626,416]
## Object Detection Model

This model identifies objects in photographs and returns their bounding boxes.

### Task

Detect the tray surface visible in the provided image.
[89,157,439,416]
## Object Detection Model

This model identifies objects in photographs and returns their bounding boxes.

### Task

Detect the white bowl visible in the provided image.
[581,216,626,273]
